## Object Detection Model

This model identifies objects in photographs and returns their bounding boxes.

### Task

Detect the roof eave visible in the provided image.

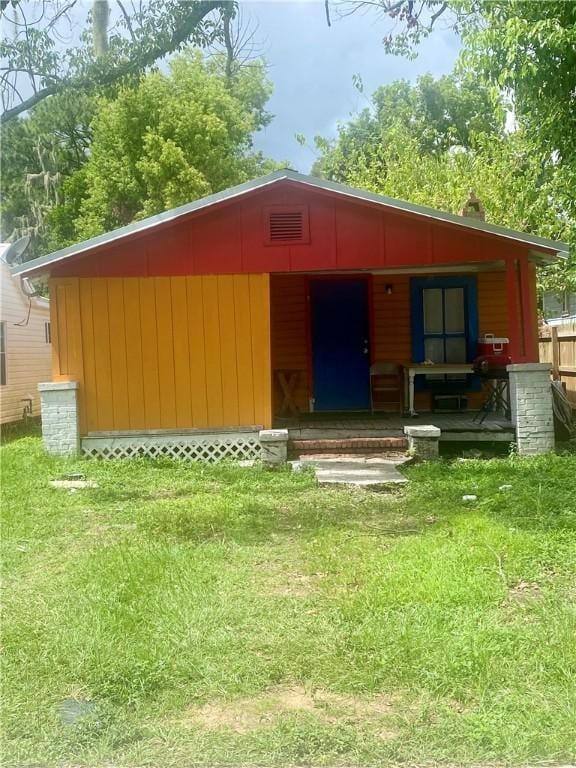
[284,172,569,257]
[11,170,292,278]
[11,169,569,277]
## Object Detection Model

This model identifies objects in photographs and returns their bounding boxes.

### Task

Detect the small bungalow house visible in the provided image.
[13,171,568,457]
[1,245,52,425]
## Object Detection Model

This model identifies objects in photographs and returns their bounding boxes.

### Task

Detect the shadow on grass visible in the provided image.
[139,492,420,546]
[75,455,415,546]
[404,452,576,535]
[5,434,575,546]
[0,417,41,445]
[70,447,576,546]
[104,449,574,544]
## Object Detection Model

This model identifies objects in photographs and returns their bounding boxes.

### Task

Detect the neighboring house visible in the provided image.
[13,170,568,457]
[542,290,576,324]
[1,245,51,424]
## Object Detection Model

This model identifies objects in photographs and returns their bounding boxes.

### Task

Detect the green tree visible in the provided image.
[0,0,231,123]
[343,0,575,180]
[59,50,275,242]
[457,1,576,292]
[334,0,575,289]
[314,74,572,293]
[314,73,504,180]
[0,91,95,251]
[457,1,576,169]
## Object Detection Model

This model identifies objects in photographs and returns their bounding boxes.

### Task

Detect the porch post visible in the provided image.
[507,363,554,455]
[518,255,539,362]
[38,381,80,456]
[404,425,441,460]
[505,257,523,362]
[259,428,289,466]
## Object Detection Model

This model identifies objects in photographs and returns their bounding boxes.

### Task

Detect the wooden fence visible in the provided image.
[539,320,576,404]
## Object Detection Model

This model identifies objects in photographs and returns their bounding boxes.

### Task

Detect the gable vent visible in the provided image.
[264,205,309,245]
[269,211,303,241]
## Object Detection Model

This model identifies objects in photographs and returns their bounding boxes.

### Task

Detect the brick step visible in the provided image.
[289,436,409,457]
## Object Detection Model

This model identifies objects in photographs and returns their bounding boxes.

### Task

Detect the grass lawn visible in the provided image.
[2,436,576,767]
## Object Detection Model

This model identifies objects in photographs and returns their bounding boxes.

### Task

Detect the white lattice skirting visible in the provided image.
[81,431,262,461]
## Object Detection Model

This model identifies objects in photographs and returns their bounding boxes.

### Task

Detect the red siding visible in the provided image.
[53,181,532,278]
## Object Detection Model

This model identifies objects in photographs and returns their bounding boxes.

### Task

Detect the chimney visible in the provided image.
[460,189,485,221]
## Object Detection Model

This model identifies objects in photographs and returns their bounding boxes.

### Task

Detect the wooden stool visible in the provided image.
[276,369,301,416]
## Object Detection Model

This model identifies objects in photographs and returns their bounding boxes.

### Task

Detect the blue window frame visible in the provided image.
[411,276,479,391]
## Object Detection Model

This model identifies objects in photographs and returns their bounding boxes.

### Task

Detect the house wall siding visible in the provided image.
[49,275,272,433]
[270,275,309,414]
[0,263,51,424]
[52,185,527,279]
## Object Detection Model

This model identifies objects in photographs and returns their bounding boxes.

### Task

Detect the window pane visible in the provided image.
[423,288,443,334]
[424,337,445,363]
[445,337,467,381]
[0,322,5,354]
[446,336,466,363]
[445,336,466,363]
[424,337,445,381]
[444,288,465,333]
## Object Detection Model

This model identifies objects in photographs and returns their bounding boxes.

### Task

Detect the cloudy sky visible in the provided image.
[244,1,462,171]
[6,1,461,173]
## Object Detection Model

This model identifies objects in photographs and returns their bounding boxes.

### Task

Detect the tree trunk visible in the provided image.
[93,0,109,57]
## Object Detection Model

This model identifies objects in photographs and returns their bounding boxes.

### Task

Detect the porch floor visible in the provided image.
[275,411,514,442]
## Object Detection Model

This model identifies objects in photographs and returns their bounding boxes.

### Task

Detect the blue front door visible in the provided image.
[311,279,370,411]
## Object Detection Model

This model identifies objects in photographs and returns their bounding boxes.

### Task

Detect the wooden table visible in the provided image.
[405,363,474,416]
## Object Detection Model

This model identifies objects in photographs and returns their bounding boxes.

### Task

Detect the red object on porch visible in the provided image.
[477,334,510,357]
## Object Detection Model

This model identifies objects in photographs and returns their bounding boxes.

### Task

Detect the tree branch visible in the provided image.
[222,5,234,81]
[1,0,229,124]
[430,2,448,26]
[1,84,59,122]
[116,0,136,41]
[45,1,78,31]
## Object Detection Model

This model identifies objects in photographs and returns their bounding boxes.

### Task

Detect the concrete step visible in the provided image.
[297,455,411,487]
[289,436,408,457]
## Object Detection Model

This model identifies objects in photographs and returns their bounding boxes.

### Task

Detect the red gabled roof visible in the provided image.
[13,170,568,278]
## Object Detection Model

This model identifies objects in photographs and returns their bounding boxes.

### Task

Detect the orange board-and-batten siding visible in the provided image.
[49,275,272,433]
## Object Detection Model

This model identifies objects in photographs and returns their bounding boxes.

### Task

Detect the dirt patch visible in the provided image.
[146,487,195,500]
[87,523,137,534]
[506,581,543,603]
[264,571,326,598]
[251,552,327,598]
[447,698,473,715]
[84,523,138,546]
[178,685,398,737]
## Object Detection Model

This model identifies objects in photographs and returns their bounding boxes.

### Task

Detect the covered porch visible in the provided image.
[269,260,538,422]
